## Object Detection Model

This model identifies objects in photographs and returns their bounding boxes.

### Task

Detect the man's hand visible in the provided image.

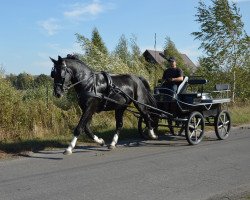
[167,78,173,82]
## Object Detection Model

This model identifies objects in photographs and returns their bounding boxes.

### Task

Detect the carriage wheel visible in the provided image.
[138,117,157,139]
[185,111,205,145]
[215,110,231,140]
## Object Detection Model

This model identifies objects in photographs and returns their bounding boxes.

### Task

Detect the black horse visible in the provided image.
[50,55,158,155]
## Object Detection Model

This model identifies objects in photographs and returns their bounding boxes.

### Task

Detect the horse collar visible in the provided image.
[101,71,114,92]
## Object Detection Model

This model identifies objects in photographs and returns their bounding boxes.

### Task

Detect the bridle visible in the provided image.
[51,62,96,92]
[51,60,74,92]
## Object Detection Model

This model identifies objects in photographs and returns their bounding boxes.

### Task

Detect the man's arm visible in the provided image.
[171,68,183,82]
[171,76,183,82]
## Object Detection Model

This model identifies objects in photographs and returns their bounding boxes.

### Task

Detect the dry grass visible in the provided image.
[230,103,250,126]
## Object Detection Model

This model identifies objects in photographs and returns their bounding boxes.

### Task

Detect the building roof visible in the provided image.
[143,49,197,70]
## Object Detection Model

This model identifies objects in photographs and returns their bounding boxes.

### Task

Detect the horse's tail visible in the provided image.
[138,76,157,108]
[138,76,151,91]
[138,76,159,128]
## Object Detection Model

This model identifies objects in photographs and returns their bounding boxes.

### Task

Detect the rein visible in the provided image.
[67,77,89,90]
[58,64,173,119]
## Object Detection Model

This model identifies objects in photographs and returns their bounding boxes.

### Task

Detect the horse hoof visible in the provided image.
[150,135,158,140]
[63,149,72,155]
[148,133,158,140]
[108,145,116,150]
[100,138,105,146]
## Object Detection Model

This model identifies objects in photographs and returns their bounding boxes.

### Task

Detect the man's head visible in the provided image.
[168,57,176,67]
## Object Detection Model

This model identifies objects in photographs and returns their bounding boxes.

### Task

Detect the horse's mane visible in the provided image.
[65,54,84,64]
[66,54,79,60]
[65,54,91,70]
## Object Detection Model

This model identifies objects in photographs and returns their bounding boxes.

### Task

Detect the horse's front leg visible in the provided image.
[109,107,126,149]
[64,104,104,155]
[63,113,88,155]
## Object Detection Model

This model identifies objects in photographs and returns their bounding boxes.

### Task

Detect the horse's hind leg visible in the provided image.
[109,107,126,149]
[85,120,105,146]
[135,103,158,140]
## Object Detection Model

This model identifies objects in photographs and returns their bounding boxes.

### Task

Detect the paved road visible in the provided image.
[0,127,250,200]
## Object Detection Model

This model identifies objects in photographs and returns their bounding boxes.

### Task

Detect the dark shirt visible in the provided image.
[162,67,183,89]
[162,67,183,81]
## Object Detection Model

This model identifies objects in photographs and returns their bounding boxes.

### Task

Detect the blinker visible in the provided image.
[50,67,67,79]
[51,67,56,78]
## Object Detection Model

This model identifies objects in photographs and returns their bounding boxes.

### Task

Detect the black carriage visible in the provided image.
[138,76,231,145]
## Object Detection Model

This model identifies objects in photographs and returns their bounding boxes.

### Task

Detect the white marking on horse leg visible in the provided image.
[110,134,118,148]
[63,136,78,155]
[94,135,105,146]
[70,136,78,148]
[148,129,158,139]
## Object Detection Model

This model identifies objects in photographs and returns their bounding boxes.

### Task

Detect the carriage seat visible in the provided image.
[154,76,189,102]
[176,76,189,94]
[178,77,210,104]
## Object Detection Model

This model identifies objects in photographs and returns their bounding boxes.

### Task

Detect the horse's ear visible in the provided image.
[50,57,57,64]
[58,56,63,62]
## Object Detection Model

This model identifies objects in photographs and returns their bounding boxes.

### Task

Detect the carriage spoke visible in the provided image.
[222,126,228,135]
[196,128,203,133]
[194,131,198,141]
[189,124,195,129]
[189,130,195,138]
[218,124,223,129]
[219,115,225,123]
[195,118,201,129]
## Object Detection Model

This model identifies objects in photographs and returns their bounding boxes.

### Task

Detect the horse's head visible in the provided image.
[50,56,72,98]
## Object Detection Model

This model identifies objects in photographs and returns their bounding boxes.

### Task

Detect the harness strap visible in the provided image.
[101,71,113,94]
[93,73,97,95]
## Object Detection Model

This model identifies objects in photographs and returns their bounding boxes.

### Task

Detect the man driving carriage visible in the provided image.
[162,56,184,95]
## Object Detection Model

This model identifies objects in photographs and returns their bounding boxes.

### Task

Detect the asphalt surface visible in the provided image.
[0,127,250,200]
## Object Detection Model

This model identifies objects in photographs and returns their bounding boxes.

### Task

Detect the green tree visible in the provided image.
[91,27,108,56]
[7,73,34,90]
[130,34,141,61]
[192,0,249,71]
[113,34,131,65]
[76,29,110,71]
[34,74,52,88]
[192,0,250,102]
[0,64,5,78]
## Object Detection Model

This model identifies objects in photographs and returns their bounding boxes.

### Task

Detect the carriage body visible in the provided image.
[138,76,232,145]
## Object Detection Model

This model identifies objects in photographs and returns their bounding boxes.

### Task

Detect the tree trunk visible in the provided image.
[232,70,236,103]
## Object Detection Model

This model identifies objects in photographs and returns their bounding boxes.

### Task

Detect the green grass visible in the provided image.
[1,103,250,156]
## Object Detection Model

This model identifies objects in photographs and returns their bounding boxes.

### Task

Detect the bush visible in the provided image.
[0,78,79,142]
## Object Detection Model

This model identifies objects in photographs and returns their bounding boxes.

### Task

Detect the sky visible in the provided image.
[0,0,249,75]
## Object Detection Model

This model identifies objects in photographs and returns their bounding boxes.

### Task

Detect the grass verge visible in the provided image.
[0,103,249,157]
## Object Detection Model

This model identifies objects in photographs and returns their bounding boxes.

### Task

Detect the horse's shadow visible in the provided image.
[23,135,188,160]
[2,130,218,160]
